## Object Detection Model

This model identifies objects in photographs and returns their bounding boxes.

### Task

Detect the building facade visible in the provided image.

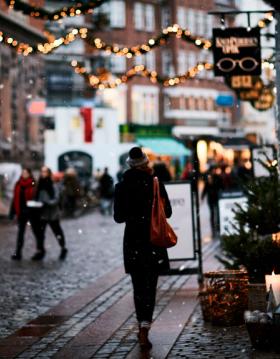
[87,0,237,137]
[0,1,46,167]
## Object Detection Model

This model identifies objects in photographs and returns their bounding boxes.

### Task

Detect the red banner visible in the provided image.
[80,107,93,143]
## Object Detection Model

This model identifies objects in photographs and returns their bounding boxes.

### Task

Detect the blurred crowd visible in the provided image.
[5,154,253,259]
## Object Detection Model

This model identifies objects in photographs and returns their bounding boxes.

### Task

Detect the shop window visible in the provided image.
[145,4,155,32]
[110,1,126,28]
[197,97,205,111]
[170,97,180,110]
[178,50,187,74]
[162,7,171,28]
[110,56,126,73]
[134,52,155,70]
[134,54,144,66]
[134,3,144,30]
[188,96,196,110]
[146,52,156,70]
[206,15,213,38]
[134,3,155,32]
[179,95,185,110]
[196,10,204,36]
[186,8,195,33]
[177,6,186,28]
[164,95,171,111]
[162,50,173,76]
[206,97,214,111]
[132,87,159,124]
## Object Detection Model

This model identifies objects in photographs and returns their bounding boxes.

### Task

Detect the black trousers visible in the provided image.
[16,214,41,254]
[209,202,219,237]
[130,271,158,323]
[38,220,66,250]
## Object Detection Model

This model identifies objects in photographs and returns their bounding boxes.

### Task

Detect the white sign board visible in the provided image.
[165,182,195,260]
[252,147,274,177]
[219,196,247,235]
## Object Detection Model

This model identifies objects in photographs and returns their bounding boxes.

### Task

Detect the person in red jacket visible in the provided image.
[10,168,41,260]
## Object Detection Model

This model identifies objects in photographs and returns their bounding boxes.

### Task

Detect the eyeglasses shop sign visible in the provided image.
[213,27,261,76]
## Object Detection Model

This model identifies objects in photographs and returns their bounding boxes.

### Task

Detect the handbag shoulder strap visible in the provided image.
[153,177,160,200]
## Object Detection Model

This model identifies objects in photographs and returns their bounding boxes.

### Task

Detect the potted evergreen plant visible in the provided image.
[217,159,280,309]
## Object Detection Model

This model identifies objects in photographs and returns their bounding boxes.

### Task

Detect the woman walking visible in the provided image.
[32,166,68,261]
[114,147,172,350]
[10,168,41,260]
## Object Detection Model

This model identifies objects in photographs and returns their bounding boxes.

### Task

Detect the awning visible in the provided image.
[137,138,191,157]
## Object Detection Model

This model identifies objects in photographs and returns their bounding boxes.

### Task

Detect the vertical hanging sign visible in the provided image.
[212,27,261,77]
[80,107,93,143]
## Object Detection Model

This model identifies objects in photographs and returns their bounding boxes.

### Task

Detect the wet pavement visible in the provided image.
[1,204,278,358]
[0,211,123,338]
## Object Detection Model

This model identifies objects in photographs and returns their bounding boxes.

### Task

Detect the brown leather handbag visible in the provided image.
[150,177,177,248]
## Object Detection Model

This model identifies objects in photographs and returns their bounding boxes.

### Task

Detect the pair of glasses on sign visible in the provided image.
[216,57,259,73]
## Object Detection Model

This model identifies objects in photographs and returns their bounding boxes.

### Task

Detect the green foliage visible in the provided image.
[218,158,280,282]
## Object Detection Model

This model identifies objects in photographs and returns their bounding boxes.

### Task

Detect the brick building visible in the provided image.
[0,1,46,167]
[87,0,237,136]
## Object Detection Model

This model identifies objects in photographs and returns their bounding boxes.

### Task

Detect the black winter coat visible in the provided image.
[114,168,172,274]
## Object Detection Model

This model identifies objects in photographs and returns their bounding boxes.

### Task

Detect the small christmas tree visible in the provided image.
[218,158,280,283]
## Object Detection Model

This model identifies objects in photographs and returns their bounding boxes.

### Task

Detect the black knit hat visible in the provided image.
[126,147,149,168]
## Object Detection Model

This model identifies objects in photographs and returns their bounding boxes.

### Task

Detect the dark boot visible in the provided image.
[11,252,22,261]
[59,248,68,260]
[31,250,45,261]
[138,327,152,350]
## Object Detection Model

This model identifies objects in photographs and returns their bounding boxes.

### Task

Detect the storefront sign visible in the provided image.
[213,27,261,76]
[216,94,234,107]
[165,182,195,260]
[229,75,254,89]
[251,146,276,177]
[251,87,275,111]
[219,194,247,235]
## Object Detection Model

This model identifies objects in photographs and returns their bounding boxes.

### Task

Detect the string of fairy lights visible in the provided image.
[0,1,275,90]
[71,60,213,89]
[0,25,211,57]
[0,11,274,57]
[5,0,108,21]
[71,56,275,90]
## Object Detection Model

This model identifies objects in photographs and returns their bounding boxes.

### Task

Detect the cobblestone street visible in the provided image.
[1,206,279,358]
[0,211,124,338]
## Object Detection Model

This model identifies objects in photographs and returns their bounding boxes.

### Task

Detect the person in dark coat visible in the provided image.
[201,166,223,238]
[62,168,81,217]
[99,167,114,215]
[32,166,68,261]
[114,147,172,350]
[153,157,172,182]
[10,168,41,260]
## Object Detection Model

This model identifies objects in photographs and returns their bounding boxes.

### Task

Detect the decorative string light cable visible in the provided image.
[0,11,275,56]
[71,53,275,90]
[4,0,108,21]
[70,60,213,89]
[0,25,210,56]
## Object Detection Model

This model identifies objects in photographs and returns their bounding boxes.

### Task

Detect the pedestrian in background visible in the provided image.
[153,157,172,182]
[32,166,68,261]
[62,168,81,217]
[99,167,114,215]
[114,147,172,350]
[10,168,41,260]
[201,166,223,238]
